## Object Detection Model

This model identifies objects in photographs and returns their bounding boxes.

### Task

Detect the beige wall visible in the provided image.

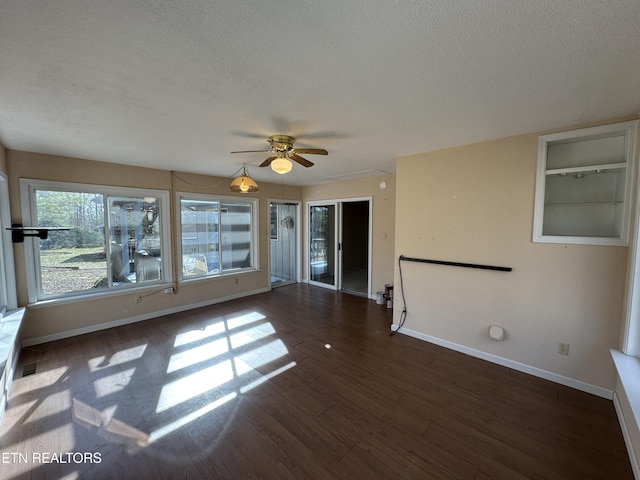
[394,122,634,391]
[302,173,396,296]
[7,150,302,342]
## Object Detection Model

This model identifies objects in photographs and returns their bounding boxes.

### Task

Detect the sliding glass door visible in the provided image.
[309,203,336,288]
[307,198,371,296]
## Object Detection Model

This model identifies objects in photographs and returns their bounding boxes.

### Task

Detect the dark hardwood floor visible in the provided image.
[0,284,633,479]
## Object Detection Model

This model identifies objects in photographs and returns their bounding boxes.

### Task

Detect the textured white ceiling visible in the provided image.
[1,1,639,185]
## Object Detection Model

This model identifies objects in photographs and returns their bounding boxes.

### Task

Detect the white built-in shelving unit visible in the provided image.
[533,121,639,246]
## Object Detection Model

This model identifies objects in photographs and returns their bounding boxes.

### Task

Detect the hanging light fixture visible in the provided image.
[271,154,292,175]
[229,165,259,193]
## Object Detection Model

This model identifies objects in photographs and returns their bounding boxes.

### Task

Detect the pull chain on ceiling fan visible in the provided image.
[231,135,328,174]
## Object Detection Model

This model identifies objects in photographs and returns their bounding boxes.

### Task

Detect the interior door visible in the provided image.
[308,203,337,288]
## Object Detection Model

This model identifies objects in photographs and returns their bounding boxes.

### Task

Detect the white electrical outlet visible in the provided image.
[557,342,569,355]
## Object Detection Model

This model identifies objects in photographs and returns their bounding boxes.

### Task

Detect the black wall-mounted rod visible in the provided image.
[6,224,71,243]
[399,255,512,272]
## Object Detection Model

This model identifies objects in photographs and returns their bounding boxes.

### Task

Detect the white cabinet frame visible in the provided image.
[533,121,638,246]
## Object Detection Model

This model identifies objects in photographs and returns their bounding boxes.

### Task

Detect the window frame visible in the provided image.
[20,179,172,304]
[0,174,17,312]
[177,191,259,282]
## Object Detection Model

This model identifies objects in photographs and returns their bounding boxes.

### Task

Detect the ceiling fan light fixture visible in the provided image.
[229,165,259,193]
[271,157,293,174]
[231,134,326,171]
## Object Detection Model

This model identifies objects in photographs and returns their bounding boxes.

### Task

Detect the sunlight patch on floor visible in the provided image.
[173,311,266,348]
[240,361,297,393]
[88,344,147,372]
[234,339,289,369]
[2,310,298,467]
[147,392,237,445]
[72,399,149,451]
[225,311,266,330]
[10,366,68,395]
[173,321,227,348]
[166,336,229,374]
[157,322,290,419]
[34,389,72,417]
[58,472,79,480]
[229,322,276,349]
[156,360,236,412]
[92,367,136,398]
[157,337,289,413]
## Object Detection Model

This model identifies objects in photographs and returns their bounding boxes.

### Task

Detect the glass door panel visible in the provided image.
[270,202,298,287]
[309,204,336,287]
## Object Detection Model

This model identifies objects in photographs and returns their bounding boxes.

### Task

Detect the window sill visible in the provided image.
[611,349,640,428]
[0,308,25,373]
[28,283,174,309]
[179,268,260,284]
[533,234,629,246]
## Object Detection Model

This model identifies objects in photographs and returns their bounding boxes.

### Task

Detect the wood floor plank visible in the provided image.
[0,284,633,479]
[254,381,354,460]
[321,401,476,480]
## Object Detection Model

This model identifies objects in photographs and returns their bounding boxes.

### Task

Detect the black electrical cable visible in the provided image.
[390,255,407,336]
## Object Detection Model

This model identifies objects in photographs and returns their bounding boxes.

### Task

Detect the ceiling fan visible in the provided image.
[231,135,328,174]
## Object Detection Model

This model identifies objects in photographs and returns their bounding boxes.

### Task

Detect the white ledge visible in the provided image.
[611,349,640,480]
[612,349,640,428]
[0,308,25,373]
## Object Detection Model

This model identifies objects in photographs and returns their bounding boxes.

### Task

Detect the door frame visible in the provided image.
[268,199,302,288]
[305,197,372,297]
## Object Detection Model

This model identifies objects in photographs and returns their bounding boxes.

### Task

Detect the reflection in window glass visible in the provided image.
[181,199,220,277]
[221,203,252,270]
[180,198,254,278]
[108,196,162,284]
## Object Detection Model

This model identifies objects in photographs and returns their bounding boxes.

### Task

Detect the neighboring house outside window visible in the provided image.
[179,194,258,280]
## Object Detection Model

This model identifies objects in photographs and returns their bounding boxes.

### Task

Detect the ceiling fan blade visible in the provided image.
[259,155,277,167]
[290,153,314,168]
[230,131,271,139]
[296,131,349,140]
[231,149,272,154]
[293,148,328,155]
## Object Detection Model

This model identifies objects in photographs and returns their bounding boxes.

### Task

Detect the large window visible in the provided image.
[20,180,171,302]
[179,194,258,279]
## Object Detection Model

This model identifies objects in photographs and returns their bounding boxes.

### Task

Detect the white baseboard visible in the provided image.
[391,324,613,399]
[22,287,270,347]
[613,391,640,480]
